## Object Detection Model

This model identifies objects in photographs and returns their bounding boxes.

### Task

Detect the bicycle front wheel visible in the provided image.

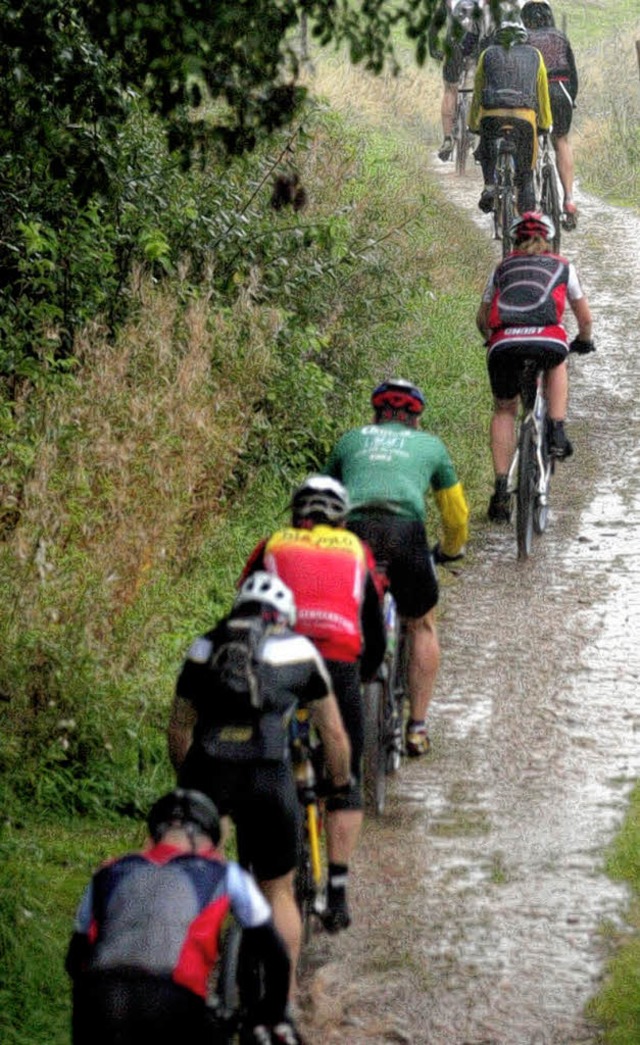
[540,164,562,252]
[516,418,536,559]
[362,679,387,816]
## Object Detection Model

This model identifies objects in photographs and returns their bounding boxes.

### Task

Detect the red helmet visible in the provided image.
[371,378,425,415]
[509,211,555,244]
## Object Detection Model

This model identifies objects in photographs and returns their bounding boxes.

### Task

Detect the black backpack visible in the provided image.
[207,617,269,721]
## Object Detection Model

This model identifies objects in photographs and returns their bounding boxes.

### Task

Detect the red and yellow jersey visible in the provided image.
[251,525,373,662]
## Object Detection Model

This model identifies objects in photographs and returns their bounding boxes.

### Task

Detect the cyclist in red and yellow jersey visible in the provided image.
[240,476,385,933]
[326,379,469,760]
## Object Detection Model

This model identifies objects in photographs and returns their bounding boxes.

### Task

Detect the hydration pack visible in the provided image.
[490,253,570,329]
[208,617,268,720]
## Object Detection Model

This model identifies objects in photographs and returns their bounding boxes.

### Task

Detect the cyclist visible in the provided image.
[326,379,469,758]
[167,573,351,996]
[239,475,386,933]
[469,4,552,215]
[521,0,579,227]
[66,788,301,1045]
[429,0,493,161]
[476,211,594,522]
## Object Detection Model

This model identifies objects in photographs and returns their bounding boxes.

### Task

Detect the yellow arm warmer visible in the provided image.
[434,482,469,557]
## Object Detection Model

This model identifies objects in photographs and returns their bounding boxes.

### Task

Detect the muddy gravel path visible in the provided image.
[297,163,640,1042]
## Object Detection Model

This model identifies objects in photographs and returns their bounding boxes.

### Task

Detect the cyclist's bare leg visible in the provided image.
[552,133,575,211]
[406,608,440,723]
[490,396,519,476]
[326,809,362,867]
[259,871,301,997]
[441,81,457,138]
[545,361,569,421]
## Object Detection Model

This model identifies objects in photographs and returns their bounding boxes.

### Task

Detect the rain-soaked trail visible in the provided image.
[298,166,640,1042]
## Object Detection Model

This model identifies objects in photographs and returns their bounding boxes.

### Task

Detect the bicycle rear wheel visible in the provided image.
[540,163,562,252]
[500,173,516,257]
[362,679,387,816]
[516,418,536,559]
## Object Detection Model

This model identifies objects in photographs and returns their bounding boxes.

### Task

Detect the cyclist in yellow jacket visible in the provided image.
[469,4,552,215]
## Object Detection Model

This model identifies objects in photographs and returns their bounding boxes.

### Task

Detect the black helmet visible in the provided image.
[291,475,350,525]
[147,788,221,844]
[371,378,425,415]
[521,1,555,29]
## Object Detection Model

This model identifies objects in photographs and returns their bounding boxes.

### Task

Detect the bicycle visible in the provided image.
[492,124,518,257]
[452,56,475,176]
[535,133,562,252]
[362,573,408,817]
[506,340,595,560]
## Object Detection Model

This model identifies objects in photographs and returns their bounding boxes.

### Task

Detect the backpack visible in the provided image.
[208,617,268,721]
[490,253,570,329]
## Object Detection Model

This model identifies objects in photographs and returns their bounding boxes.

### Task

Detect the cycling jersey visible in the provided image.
[482,252,584,351]
[525,27,578,98]
[326,421,462,518]
[73,844,270,998]
[469,44,552,131]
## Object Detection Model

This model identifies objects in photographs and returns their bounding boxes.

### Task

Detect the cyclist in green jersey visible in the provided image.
[326,379,469,756]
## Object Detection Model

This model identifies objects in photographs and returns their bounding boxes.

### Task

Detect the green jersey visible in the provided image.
[326,422,459,524]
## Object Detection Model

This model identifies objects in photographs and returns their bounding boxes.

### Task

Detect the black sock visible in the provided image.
[327,863,348,898]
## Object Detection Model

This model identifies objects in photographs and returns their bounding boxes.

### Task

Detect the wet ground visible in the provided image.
[297,159,640,1043]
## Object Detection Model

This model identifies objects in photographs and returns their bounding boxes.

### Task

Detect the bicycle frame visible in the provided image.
[453,55,475,176]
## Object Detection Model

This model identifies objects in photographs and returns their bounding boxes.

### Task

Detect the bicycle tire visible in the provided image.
[454,95,470,176]
[540,162,562,253]
[500,164,516,258]
[516,418,536,559]
[362,679,387,816]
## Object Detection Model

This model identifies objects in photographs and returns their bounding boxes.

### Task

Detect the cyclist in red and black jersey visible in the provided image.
[476,211,594,522]
[522,0,579,225]
[67,789,302,1045]
[240,477,385,933]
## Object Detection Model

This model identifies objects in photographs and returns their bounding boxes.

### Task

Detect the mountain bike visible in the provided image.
[452,57,475,176]
[535,133,562,252]
[362,577,407,817]
[506,358,553,561]
[492,124,518,257]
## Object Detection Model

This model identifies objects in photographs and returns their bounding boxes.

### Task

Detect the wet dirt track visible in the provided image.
[297,164,640,1041]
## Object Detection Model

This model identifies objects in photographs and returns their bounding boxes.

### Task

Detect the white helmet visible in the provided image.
[291,475,350,525]
[233,571,297,626]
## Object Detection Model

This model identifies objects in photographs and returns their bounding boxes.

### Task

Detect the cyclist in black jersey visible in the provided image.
[168,573,351,1003]
[521,0,579,225]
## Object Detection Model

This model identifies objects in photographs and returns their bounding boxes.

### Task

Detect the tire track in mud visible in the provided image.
[297,167,640,1044]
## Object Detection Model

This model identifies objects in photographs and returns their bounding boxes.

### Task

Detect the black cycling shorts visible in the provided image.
[443,33,479,83]
[488,341,568,401]
[348,515,438,619]
[72,972,211,1045]
[549,82,573,137]
[324,658,364,812]
[178,750,301,881]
